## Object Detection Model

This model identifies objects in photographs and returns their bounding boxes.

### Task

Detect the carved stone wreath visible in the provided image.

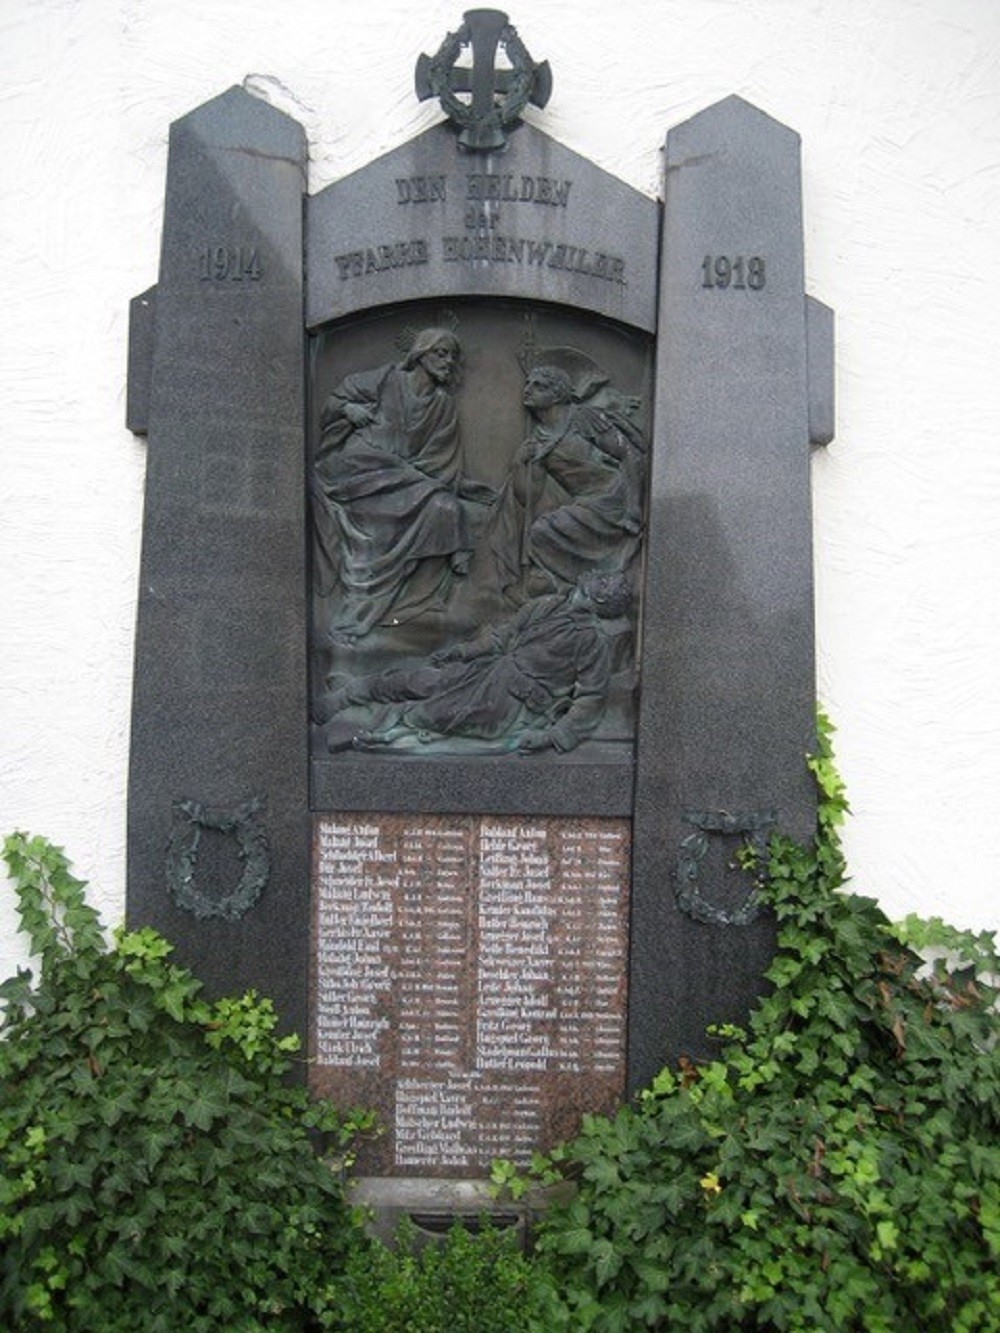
[674,809,777,927]
[165,796,270,921]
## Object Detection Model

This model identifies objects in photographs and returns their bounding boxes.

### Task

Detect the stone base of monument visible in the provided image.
[349,1175,576,1253]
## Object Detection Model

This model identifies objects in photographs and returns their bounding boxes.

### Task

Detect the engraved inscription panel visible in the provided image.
[305,121,661,332]
[328,167,627,290]
[311,813,629,1175]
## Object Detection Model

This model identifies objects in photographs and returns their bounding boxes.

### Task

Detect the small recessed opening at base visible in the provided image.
[408,1211,521,1236]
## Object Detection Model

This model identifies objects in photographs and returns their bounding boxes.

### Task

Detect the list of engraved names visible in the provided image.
[312,814,629,1173]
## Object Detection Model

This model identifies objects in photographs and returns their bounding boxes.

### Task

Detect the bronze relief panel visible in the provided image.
[309,300,652,767]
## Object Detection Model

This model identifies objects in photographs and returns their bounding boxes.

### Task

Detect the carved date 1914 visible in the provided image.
[701,255,766,290]
[198,244,262,282]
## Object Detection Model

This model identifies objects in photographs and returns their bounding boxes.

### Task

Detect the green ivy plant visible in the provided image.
[5,712,1000,1332]
[507,716,1000,1331]
[336,1216,551,1331]
[0,833,378,1331]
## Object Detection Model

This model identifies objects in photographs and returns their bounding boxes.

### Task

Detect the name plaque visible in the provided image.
[310,812,629,1174]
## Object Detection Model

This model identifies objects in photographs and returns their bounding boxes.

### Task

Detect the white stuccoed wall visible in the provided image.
[2,0,999,989]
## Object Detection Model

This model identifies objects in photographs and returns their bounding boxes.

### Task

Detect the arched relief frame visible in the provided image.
[304,118,661,818]
[307,301,654,780]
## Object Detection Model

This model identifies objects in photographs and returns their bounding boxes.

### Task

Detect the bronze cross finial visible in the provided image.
[416,9,552,151]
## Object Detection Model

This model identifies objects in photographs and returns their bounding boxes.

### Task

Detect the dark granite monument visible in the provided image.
[127,8,833,1200]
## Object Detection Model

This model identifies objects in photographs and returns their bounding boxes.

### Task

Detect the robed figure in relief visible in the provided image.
[312,328,492,641]
[488,347,646,605]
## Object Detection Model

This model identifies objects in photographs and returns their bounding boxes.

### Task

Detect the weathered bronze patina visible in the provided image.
[415,8,552,151]
[310,312,649,763]
[318,571,632,755]
[312,327,494,642]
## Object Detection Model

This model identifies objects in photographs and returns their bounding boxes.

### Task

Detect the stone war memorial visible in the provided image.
[127,9,833,1221]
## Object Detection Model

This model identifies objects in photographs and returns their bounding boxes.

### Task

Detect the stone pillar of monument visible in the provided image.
[629,96,830,1089]
[127,88,311,1040]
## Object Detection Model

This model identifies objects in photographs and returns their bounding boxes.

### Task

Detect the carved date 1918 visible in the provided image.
[198,245,262,282]
[701,255,766,290]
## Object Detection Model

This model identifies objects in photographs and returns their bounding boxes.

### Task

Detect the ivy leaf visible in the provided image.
[553,1224,593,1256]
[591,1237,622,1287]
[876,1219,899,1252]
[582,1156,621,1191]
